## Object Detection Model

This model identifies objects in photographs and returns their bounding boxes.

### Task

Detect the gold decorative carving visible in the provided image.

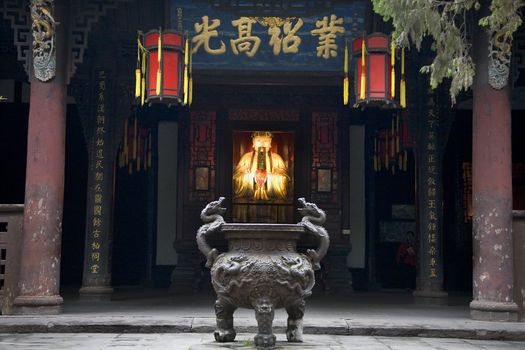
[488,29,513,90]
[30,0,55,82]
[251,17,294,28]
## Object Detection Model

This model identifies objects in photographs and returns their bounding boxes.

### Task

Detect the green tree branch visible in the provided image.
[372,0,523,104]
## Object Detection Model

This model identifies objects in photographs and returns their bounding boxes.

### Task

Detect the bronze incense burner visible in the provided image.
[196,197,329,348]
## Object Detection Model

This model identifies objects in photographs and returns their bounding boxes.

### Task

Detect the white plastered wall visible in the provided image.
[348,125,366,268]
[156,121,178,265]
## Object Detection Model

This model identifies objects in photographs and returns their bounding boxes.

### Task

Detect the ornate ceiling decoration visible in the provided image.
[0,0,132,82]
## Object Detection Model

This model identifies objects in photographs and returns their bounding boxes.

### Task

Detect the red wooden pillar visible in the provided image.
[13,0,67,314]
[469,3,518,321]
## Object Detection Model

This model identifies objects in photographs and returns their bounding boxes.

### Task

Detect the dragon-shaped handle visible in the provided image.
[196,197,226,268]
[297,197,330,270]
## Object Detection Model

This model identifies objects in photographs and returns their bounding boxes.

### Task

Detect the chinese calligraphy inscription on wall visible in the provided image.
[89,70,107,275]
[426,108,439,279]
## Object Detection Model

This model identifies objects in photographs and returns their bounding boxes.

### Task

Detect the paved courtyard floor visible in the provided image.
[3,290,524,340]
[0,333,524,350]
[2,289,524,349]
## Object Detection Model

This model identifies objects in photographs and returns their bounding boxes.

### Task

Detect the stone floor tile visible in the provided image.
[1,333,525,350]
[465,339,525,350]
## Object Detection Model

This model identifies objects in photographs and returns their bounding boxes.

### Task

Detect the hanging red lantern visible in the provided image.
[352,33,403,108]
[135,29,190,106]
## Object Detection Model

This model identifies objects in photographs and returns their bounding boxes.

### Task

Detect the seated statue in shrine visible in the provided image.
[233,131,290,201]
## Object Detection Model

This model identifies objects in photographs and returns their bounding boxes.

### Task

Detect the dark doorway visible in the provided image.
[112,111,157,286]
[369,110,417,290]
[60,106,88,286]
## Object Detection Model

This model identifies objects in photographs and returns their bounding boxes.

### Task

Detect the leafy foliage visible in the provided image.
[372,0,524,103]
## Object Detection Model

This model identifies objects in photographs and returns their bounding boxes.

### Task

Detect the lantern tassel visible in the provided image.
[343,42,349,105]
[391,37,396,98]
[156,70,161,96]
[400,79,406,108]
[141,77,146,106]
[135,69,141,98]
[158,30,162,63]
[188,76,193,107]
[400,47,406,108]
[344,40,349,75]
[343,78,349,106]
[360,68,366,100]
[156,29,162,96]
[135,35,142,98]
[183,36,189,106]
[189,47,193,106]
[141,50,146,76]
[141,47,147,106]
[360,36,366,100]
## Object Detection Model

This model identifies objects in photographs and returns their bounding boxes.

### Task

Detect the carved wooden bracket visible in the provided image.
[1,0,132,82]
[30,0,56,82]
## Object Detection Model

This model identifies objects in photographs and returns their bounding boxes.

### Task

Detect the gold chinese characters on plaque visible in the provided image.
[192,15,345,59]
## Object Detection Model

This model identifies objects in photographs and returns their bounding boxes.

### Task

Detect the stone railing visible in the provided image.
[513,210,525,322]
[0,204,23,315]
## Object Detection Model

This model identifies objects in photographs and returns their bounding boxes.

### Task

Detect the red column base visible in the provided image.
[13,295,63,315]
[470,300,519,322]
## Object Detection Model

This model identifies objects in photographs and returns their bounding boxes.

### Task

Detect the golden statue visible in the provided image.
[233,132,290,201]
